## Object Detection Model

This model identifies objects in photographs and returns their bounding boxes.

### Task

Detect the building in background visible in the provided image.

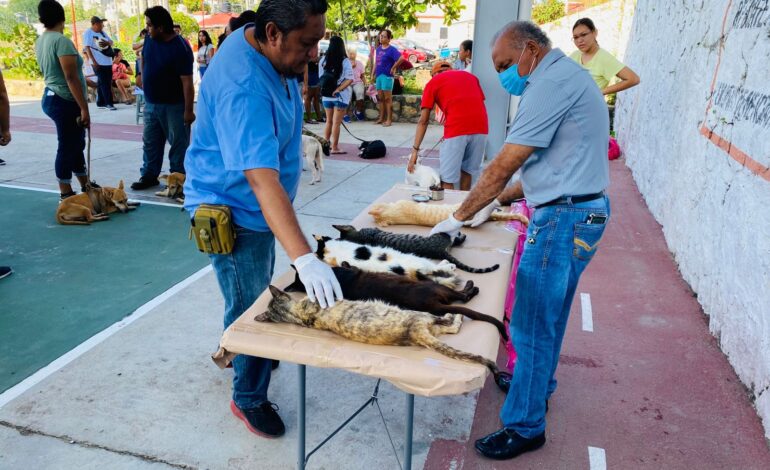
[403,0,476,51]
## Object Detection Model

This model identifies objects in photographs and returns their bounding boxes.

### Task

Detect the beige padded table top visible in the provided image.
[214,184,520,397]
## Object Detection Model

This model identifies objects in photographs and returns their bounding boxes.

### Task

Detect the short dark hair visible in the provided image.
[144,6,174,34]
[380,29,392,39]
[38,0,65,29]
[254,0,328,42]
[229,9,256,33]
[460,39,472,53]
[573,17,596,32]
[113,48,121,55]
[173,24,181,29]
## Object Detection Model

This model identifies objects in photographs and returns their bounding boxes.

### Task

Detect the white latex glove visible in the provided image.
[293,253,343,308]
[467,199,501,228]
[429,213,465,239]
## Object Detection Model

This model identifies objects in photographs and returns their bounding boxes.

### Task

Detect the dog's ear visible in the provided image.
[118,180,124,190]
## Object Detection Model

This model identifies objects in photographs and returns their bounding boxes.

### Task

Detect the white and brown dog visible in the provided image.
[302,135,325,185]
[156,172,185,203]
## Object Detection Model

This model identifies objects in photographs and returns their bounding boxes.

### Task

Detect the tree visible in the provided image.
[531,0,565,25]
[327,0,465,41]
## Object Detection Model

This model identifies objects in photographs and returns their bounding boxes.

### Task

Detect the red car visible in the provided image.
[392,40,427,64]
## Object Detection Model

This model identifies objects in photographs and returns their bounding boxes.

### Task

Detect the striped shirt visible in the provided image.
[505,48,609,207]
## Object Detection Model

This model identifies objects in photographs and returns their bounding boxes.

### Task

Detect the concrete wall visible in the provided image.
[541,0,636,60]
[615,0,770,439]
[404,0,476,51]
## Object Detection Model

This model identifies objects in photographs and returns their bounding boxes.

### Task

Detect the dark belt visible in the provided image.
[536,191,605,209]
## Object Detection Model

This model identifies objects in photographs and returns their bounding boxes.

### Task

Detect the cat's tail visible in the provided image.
[443,252,499,273]
[413,331,500,378]
[441,305,509,341]
[490,211,529,224]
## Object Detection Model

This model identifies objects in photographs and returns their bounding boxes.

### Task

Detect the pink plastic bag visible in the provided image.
[608,137,621,160]
[502,200,531,372]
[366,84,378,104]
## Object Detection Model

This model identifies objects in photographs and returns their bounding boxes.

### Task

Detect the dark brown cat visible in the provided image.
[286,262,508,340]
[259,286,503,378]
[332,225,499,273]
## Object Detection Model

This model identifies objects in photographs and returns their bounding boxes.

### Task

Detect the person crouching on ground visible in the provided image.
[407,61,488,190]
[130,6,194,191]
[430,21,611,460]
[320,35,353,154]
[35,0,98,201]
[183,0,341,438]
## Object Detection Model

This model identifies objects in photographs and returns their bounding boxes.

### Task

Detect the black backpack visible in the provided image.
[318,59,340,98]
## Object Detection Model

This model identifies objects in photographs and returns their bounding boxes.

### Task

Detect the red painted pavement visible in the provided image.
[10,116,438,167]
[425,159,770,469]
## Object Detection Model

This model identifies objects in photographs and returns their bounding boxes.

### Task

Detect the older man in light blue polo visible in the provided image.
[430,21,611,460]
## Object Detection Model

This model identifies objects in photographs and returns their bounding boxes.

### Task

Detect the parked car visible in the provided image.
[395,38,436,61]
[317,39,371,67]
[392,40,427,64]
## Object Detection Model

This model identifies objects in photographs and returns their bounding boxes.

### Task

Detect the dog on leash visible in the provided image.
[302,135,325,185]
[56,180,139,225]
[156,172,185,203]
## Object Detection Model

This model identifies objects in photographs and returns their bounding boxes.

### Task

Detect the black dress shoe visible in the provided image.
[130,176,160,190]
[475,428,546,460]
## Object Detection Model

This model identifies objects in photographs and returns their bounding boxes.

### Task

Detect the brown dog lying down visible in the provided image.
[56,180,139,225]
[285,261,508,341]
[156,172,185,203]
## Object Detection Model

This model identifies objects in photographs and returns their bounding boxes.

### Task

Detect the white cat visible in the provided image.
[313,236,460,288]
[404,160,441,188]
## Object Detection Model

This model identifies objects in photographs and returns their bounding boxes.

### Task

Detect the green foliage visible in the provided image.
[401,71,423,95]
[0,23,41,80]
[183,0,211,14]
[121,12,199,43]
[531,0,565,25]
[328,0,464,38]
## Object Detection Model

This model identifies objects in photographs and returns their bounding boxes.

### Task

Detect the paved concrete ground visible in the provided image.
[1,96,769,469]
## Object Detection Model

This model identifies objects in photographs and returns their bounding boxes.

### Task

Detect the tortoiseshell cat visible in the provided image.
[259,286,502,377]
[286,262,508,339]
[314,235,461,288]
[333,225,499,273]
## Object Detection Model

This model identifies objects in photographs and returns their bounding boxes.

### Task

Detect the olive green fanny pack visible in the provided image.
[189,204,236,254]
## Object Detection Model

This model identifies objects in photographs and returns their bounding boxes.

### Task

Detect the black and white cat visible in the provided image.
[313,235,460,288]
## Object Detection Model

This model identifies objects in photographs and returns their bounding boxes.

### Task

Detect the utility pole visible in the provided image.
[70,0,80,52]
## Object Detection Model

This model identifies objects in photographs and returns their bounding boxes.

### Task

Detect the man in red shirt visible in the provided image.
[408,61,488,190]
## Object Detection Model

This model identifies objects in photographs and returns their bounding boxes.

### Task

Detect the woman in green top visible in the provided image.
[35,0,96,200]
[570,18,640,95]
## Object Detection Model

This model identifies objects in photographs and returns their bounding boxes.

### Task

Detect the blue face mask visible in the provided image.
[498,47,536,96]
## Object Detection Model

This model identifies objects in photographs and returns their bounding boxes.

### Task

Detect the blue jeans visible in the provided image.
[41,89,87,184]
[209,226,276,409]
[501,195,611,438]
[141,102,189,179]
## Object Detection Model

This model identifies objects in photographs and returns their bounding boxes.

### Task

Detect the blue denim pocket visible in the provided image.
[573,222,606,261]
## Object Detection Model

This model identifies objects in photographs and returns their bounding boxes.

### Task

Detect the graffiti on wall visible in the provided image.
[701,0,770,181]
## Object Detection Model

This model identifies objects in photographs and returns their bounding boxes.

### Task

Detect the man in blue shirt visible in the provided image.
[130,6,194,190]
[431,21,611,460]
[184,0,340,439]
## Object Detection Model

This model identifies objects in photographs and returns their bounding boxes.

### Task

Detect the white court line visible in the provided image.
[581,292,594,332]
[588,446,606,470]
[0,265,212,409]
[0,183,184,207]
